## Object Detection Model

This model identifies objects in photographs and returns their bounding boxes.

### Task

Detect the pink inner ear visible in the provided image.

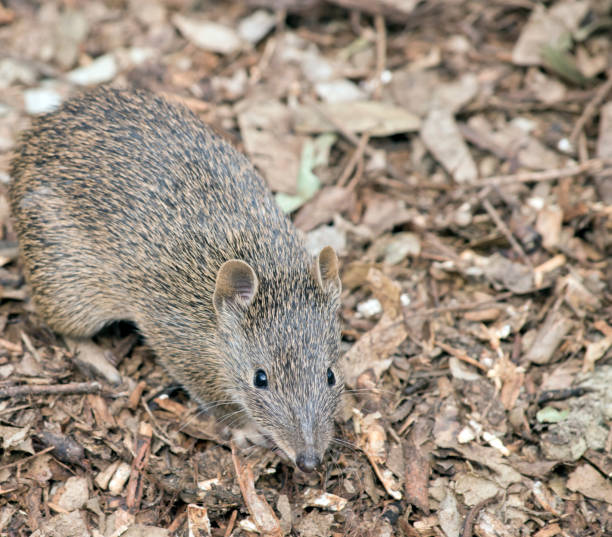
[234,280,254,301]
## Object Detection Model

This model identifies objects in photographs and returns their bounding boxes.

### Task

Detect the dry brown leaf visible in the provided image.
[293,186,356,232]
[536,205,563,250]
[301,488,348,511]
[32,511,89,537]
[533,524,562,537]
[87,393,117,429]
[187,504,212,537]
[582,328,612,372]
[438,489,461,537]
[488,355,525,411]
[51,476,89,512]
[342,268,407,387]
[294,101,421,136]
[512,2,590,66]
[361,192,415,236]
[531,481,561,516]
[567,463,612,504]
[172,14,244,54]
[231,446,282,537]
[421,108,478,183]
[237,100,303,194]
[403,437,430,513]
[524,308,573,365]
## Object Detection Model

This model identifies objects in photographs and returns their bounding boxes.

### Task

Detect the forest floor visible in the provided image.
[0,0,611,536]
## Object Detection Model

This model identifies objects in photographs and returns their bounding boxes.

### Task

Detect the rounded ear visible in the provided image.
[213,260,258,315]
[313,246,341,296]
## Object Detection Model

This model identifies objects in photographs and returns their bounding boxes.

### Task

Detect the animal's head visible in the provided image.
[213,247,343,472]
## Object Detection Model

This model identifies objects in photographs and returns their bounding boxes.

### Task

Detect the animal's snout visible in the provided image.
[296,451,320,473]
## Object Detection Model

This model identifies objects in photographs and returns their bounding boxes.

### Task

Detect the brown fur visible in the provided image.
[9,88,343,470]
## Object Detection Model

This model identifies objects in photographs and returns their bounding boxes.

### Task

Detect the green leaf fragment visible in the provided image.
[536,406,570,423]
[275,133,336,213]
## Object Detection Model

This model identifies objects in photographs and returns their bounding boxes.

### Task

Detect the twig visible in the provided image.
[21,331,42,363]
[436,341,488,372]
[373,14,386,100]
[482,197,533,268]
[126,422,153,511]
[467,158,608,188]
[0,446,54,472]
[337,132,370,188]
[0,381,102,400]
[347,145,367,190]
[569,70,612,147]
[403,291,515,319]
[140,399,175,448]
[0,337,21,353]
[224,510,238,537]
[460,493,500,537]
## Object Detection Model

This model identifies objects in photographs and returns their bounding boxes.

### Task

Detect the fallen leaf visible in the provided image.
[172,14,244,54]
[525,308,573,364]
[567,463,612,504]
[301,488,348,511]
[438,490,462,537]
[52,476,89,512]
[403,436,430,513]
[512,1,590,66]
[187,504,212,537]
[342,268,407,387]
[294,101,420,136]
[294,186,356,232]
[231,447,282,537]
[421,108,478,183]
[237,99,303,194]
[275,134,336,212]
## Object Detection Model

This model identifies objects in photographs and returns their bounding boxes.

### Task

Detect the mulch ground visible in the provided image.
[0,1,611,536]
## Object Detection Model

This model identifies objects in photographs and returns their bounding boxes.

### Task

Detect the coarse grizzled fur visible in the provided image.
[9,88,343,470]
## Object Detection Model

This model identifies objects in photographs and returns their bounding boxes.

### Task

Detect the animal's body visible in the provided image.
[9,88,342,472]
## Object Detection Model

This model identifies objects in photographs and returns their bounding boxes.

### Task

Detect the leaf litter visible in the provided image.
[0,0,611,535]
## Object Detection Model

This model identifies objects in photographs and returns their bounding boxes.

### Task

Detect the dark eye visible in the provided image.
[254,369,268,389]
[327,368,335,387]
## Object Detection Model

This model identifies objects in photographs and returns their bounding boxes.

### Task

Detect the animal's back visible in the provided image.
[9,88,308,336]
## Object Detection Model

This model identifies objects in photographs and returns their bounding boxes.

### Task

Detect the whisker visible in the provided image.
[331,437,361,452]
[176,400,237,432]
[343,388,400,396]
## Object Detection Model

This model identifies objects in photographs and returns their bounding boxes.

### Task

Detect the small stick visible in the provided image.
[0,381,102,400]
[0,337,21,353]
[224,510,238,537]
[0,446,54,472]
[469,158,608,188]
[569,70,612,147]
[373,14,386,100]
[347,145,367,190]
[482,197,533,268]
[403,291,515,319]
[126,422,153,511]
[21,331,42,363]
[337,132,370,188]
[460,494,500,537]
[436,341,488,372]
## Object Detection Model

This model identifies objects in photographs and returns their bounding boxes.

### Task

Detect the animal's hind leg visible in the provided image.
[27,272,126,386]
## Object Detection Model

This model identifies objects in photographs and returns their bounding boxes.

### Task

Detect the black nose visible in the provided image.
[296,452,320,473]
